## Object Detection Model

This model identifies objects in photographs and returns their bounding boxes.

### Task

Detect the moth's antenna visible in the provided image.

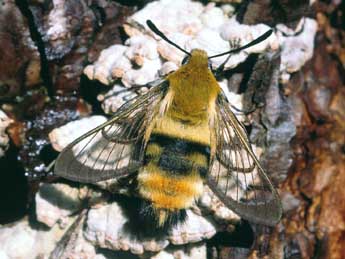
[146,20,191,56]
[208,30,273,59]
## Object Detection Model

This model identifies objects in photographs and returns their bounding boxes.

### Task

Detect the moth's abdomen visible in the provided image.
[137,133,210,227]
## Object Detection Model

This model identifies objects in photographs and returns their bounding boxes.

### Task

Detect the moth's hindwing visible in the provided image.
[54,81,166,183]
[207,94,282,226]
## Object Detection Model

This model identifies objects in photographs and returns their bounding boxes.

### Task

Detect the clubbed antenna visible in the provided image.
[208,30,273,59]
[146,20,191,56]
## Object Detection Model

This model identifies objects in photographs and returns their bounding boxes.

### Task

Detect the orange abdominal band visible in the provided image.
[138,169,203,210]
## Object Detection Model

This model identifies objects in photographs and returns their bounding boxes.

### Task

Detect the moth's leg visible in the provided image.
[213,38,242,79]
[242,51,280,112]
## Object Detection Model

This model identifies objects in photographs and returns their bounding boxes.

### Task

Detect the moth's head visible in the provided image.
[182,49,209,67]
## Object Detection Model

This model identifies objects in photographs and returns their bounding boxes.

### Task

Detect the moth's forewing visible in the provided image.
[54,120,139,183]
[207,94,282,226]
[54,82,166,183]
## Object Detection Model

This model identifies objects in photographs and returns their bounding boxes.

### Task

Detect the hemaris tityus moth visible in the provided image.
[54,20,282,230]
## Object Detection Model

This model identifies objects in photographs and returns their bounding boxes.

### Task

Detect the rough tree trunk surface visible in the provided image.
[0,0,344,259]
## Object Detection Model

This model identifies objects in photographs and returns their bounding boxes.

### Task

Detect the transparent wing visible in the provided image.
[54,82,166,183]
[207,94,282,226]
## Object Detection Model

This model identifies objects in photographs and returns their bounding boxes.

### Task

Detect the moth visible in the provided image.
[54,20,282,230]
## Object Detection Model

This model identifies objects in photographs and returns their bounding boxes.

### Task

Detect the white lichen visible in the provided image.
[83,45,130,85]
[46,0,68,40]
[0,217,76,259]
[277,18,318,83]
[124,35,159,66]
[159,61,179,76]
[0,110,12,158]
[49,115,107,152]
[126,0,205,37]
[152,243,206,259]
[122,58,162,87]
[97,84,138,114]
[35,183,84,227]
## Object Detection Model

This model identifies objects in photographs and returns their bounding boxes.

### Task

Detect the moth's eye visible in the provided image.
[181,56,189,65]
[208,60,213,70]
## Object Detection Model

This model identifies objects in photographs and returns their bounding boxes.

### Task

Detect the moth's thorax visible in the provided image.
[166,49,220,121]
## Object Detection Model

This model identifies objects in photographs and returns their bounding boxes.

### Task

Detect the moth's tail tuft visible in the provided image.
[138,201,187,232]
[121,197,187,236]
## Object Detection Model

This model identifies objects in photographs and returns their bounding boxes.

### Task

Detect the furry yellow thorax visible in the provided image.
[166,49,221,123]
